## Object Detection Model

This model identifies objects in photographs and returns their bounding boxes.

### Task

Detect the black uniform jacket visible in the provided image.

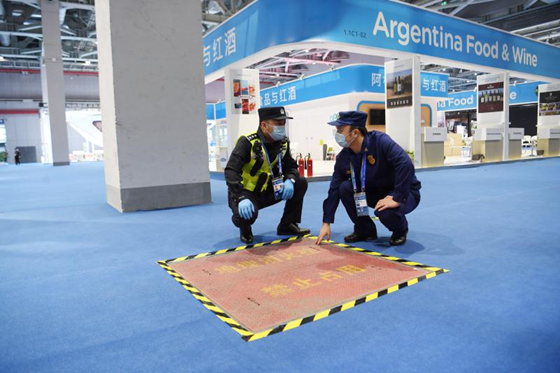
[225,127,299,203]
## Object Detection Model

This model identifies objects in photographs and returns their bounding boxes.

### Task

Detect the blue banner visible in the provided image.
[206,104,214,120]
[260,65,447,108]
[260,65,384,107]
[510,82,544,105]
[437,81,545,111]
[206,102,227,120]
[203,0,560,80]
[420,72,448,98]
[437,91,476,111]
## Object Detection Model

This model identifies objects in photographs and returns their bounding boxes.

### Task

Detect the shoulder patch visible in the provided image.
[246,132,258,141]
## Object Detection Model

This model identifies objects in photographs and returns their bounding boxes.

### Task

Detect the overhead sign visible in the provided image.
[438,81,543,112]
[438,91,476,112]
[420,72,448,98]
[203,0,560,80]
[260,64,446,108]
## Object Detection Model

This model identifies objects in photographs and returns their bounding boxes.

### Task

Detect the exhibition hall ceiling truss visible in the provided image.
[0,0,558,83]
[247,49,351,85]
[0,0,256,71]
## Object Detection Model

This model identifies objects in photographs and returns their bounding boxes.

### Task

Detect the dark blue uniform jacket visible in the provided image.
[322,131,421,223]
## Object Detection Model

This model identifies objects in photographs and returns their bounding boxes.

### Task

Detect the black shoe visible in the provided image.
[344,232,378,243]
[277,223,311,236]
[389,229,408,246]
[240,226,253,244]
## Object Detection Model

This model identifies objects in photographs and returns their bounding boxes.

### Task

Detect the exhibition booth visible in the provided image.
[203,0,560,175]
[437,80,548,166]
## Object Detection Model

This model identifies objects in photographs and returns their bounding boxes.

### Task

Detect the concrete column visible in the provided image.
[40,0,70,166]
[95,0,210,213]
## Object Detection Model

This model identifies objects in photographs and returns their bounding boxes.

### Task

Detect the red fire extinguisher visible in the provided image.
[297,153,305,177]
[306,153,313,177]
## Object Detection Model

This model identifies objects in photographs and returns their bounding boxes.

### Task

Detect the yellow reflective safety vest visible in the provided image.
[241,132,288,193]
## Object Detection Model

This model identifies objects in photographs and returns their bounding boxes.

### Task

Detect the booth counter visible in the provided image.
[472,127,503,162]
[537,127,560,156]
[421,127,446,167]
[508,128,524,160]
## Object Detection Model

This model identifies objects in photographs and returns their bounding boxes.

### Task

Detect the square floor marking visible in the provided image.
[158,236,448,341]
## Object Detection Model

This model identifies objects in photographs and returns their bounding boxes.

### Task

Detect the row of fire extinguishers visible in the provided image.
[296,153,313,177]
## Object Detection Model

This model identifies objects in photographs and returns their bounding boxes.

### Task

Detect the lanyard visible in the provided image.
[262,143,283,178]
[350,154,366,193]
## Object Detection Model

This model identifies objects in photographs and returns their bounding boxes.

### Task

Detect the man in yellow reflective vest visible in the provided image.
[225,106,310,243]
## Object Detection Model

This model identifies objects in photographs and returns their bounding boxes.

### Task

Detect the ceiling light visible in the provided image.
[84,60,91,65]
[312,62,317,65]
[0,56,6,62]
[275,73,279,77]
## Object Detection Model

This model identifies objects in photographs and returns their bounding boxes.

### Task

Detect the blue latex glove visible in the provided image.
[282,179,294,200]
[238,199,254,220]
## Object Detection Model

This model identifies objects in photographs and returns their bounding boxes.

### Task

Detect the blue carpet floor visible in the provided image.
[1,159,559,373]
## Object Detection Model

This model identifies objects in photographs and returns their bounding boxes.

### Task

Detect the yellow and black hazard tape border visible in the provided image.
[157,234,449,342]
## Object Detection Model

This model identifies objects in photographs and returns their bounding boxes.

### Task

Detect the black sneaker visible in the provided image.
[277,223,311,236]
[240,226,254,244]
[344,232,378,243]
[389,229,408,246]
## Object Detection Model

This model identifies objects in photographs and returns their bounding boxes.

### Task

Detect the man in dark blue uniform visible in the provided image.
[316,111,421,246]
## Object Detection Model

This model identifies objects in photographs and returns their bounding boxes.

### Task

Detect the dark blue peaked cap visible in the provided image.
[327,111,367,127]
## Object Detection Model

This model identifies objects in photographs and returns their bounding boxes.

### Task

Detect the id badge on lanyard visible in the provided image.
[272,177,283,201]
[350,155,369,217]
[263,143,284,201]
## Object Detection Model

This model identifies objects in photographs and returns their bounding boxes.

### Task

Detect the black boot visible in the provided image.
[240,226,254,244]
[389,229,408,246]
[277,223,311,236]
[344,232,378,243]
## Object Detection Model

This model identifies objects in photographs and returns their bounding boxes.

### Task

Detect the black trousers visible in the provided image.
[229,176,308,228]
[338,180,420,235]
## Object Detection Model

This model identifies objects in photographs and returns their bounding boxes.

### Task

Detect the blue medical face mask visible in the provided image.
[335,129,356,148]
[267,123,286,141]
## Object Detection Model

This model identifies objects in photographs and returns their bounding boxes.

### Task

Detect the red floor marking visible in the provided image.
[169,239,428,333]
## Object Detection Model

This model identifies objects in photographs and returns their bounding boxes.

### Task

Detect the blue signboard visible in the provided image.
[510,81,544,105]
[437,81,545,111]
[206,102,227,120]
[260,65,384,107]
[437,91,476,111]
[203,0,560,80]
[260,64,447,108]
[206,104,214,120]
[420,72,448,98]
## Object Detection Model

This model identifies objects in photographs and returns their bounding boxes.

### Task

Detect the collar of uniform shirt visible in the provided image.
[360,133,370,154]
